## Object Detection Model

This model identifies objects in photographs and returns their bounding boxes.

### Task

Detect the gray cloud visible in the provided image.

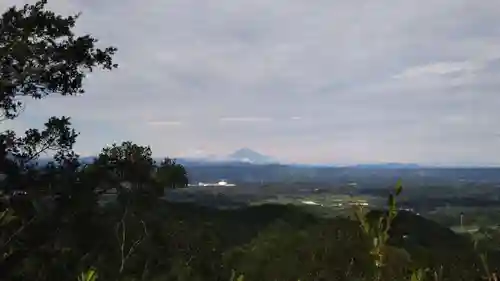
[2,0,500,164]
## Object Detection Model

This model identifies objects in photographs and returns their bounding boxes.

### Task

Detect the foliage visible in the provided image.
[0,1,186,280]
[78,268,98,281]
[0,0,116,119]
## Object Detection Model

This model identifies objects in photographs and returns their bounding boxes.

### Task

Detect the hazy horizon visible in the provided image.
[46,148,500,167]
[2,0,500,165]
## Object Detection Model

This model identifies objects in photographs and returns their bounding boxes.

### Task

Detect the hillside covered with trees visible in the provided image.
[1,2,500,281]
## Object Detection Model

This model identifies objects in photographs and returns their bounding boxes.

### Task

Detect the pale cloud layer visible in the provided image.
[2,0,500,165]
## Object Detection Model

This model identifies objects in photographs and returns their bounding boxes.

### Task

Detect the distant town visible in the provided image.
[188,180,236,187]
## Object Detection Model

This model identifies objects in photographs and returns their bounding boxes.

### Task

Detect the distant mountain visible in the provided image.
[174,148,276,165]
[20,155,500,187]
[226,148,276,164]
[79,156,96,164]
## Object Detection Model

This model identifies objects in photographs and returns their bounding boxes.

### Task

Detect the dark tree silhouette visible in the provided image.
[0,0,116,119]
[0,1,119,279]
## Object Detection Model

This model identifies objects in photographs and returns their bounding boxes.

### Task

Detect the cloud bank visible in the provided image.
[2,0,500,165]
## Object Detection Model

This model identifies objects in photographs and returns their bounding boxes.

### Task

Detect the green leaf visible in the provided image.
[395,179,403,196]
[388,194,395,210]
[410,268,424,281]
[78,269,98,281]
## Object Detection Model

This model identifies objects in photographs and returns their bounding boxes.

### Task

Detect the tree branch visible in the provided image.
[0,215,36,252]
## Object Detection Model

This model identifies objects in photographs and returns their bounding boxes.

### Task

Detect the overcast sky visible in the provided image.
[2,0,500,165]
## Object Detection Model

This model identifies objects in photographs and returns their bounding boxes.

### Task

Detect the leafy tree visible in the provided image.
[0,1,117,279]
[91,142,157,196]
[0,0,116,215]
[0,0,116,120]
[0,1,193,279]
[0,0,117,207]
[0,1,194,279]
[156,158,189,190]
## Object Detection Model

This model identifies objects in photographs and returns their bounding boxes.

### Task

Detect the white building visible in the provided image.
[188,180,236,187]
